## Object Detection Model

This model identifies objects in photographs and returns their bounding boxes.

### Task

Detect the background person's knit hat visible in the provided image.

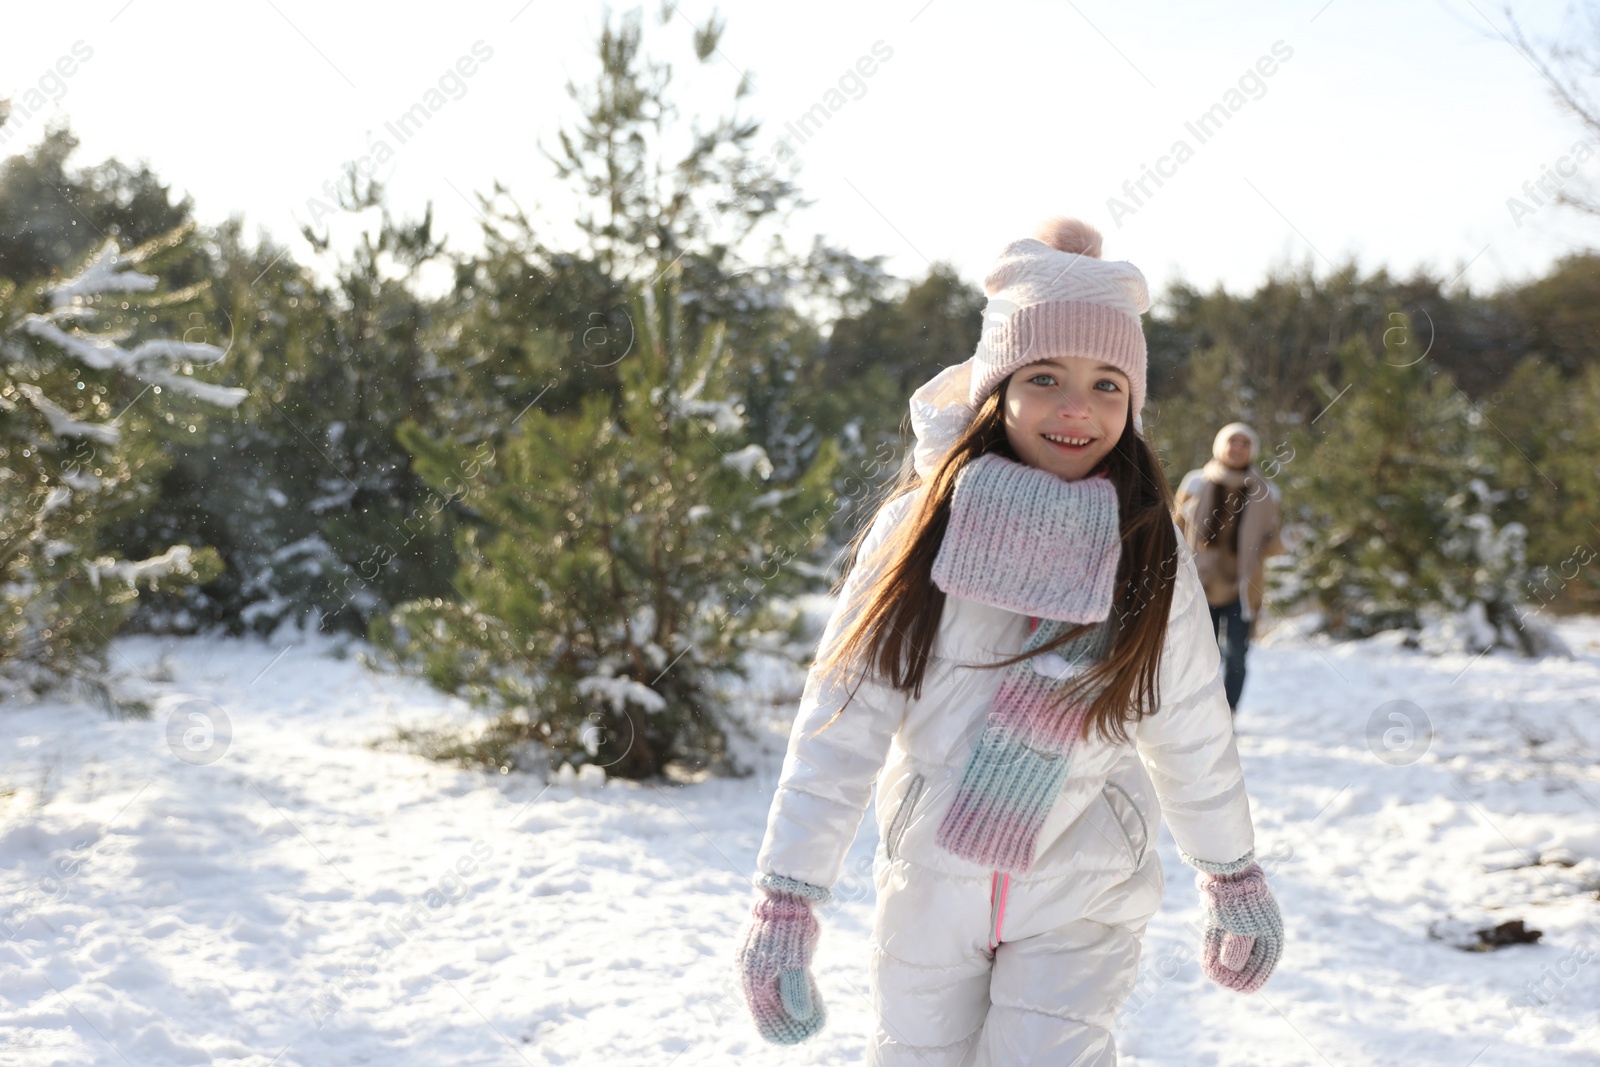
[968,217,1152,420]
[1212,422,1259,461]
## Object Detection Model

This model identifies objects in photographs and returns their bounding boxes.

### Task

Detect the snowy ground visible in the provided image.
[2,611,1599,1066]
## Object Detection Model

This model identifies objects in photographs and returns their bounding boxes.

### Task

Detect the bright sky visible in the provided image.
[3,0,1595,306]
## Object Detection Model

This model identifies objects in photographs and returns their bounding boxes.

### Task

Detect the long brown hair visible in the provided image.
[812,378,1181,745]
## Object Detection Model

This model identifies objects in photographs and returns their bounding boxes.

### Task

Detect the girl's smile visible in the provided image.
[1041,431,1095,452]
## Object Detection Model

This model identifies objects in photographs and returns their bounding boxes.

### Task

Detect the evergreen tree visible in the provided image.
[125,172,470,638]
[530,5,884,480]
[366,6,855,778]
[1279,328,1535,645]
[1473,356,1600,614]
[1143,260,1525,476]
[374,272,838,779]
[0,128,196,287]
[810,264,984,463]
[280,178,464,634]
[1145,343,1243,480]
[0,233,227,710]
[1500,255,1600,377]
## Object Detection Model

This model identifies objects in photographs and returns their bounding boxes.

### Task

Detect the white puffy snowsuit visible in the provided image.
[755,491,1257,1065]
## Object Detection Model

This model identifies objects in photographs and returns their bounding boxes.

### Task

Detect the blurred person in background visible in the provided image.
[1174,423,1285,712]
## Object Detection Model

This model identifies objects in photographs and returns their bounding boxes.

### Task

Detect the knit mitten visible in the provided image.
[934,618,1112,872]
[1185,851,1283,993]
[735,873,831,1045]
[931,452,1122,623]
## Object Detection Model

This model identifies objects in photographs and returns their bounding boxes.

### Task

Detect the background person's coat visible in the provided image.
[754,491,1257,1063]
[1173,467,1286,628]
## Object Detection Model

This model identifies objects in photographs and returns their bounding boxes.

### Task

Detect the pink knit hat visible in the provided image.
[907,218,1152,480]
[968,217,1152,417]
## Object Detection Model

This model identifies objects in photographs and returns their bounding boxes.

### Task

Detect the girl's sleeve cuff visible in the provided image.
[1178,847,1256,876]
[754,871,833,904]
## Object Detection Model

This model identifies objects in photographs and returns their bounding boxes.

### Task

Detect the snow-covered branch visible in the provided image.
[15,384,121,444]
[15,238,246,411]
[85,544,198,592]
[20,316,244,407]
[47,241,158,309]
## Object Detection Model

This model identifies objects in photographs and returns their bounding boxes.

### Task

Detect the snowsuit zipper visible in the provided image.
[988,870,1010,950]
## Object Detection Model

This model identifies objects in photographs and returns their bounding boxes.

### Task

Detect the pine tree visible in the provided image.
[532,5,883,482]
[374,271,839,779]
[1281,327,1534,645]
[1477,256,1600,614]
[119,170,474,639]
[366,7,856,778]
[0,233,229,711]
[808,264,984,474]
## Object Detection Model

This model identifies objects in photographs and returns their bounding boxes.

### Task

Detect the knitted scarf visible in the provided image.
[929,453,1121,623]
[926,452,1123,873]
[933,615,1114,871]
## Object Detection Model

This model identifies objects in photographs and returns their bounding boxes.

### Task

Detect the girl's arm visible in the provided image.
[754,494,916,891]
[1134,529,1257,866]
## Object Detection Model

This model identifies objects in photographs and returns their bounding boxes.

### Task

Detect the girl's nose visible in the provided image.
[1054,386,1093,417]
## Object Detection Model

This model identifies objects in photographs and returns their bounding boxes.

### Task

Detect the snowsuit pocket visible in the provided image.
[884,773,926,861]
[1100,781,1149,867]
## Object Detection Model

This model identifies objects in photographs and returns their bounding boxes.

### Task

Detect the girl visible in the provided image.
[735,218,1283,1065]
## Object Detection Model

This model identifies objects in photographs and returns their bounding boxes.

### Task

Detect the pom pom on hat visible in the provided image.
[1033,217,1103,258]
[984,217,1108,295]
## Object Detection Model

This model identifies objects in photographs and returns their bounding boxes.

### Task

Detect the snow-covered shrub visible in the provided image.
[0,234,233,711]
[372,280,838,780]
[1278,329,1546,653]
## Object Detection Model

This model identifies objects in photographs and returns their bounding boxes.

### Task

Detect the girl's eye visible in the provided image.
[1029,373,1056,387]
[1095,379,1121,392]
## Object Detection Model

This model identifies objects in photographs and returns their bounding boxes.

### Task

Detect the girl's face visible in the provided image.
[1002,357,1129,481]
